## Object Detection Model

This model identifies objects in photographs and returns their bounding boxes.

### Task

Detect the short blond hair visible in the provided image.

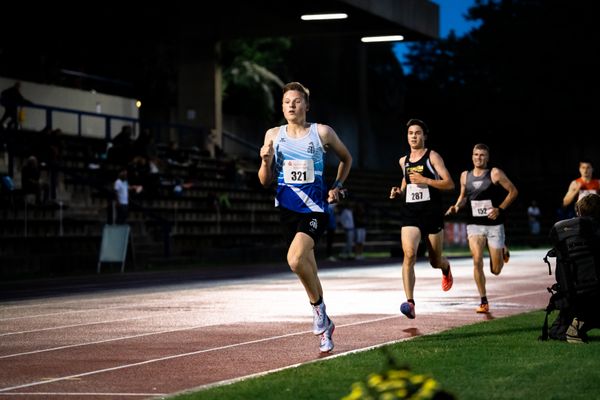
[282,82,310,104]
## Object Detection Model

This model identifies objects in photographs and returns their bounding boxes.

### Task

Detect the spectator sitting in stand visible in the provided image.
[204,131,225,159]
[165,140,193,167]
[132,128,157,160]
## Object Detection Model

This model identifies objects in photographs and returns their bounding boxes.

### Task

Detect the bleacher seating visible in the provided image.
[0,128,553,279]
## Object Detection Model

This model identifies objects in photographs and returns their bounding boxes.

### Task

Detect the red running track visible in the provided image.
[0,249,554,399]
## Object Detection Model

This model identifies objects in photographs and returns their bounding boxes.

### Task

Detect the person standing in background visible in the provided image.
[113,169,142,224]
[21,155,48,205]
[527,200,542,247]
[338,201,355,259]
[325,203,337,261]
[0,82,33,131]
[353,200,367,260]
[562,159,600,211]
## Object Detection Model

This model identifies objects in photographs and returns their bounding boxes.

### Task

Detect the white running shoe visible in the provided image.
[312,302,329,335]
[319,318,335,353]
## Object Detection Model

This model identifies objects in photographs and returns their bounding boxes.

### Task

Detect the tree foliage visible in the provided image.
[220,38,291,125]
[404,0,599,149]
[402,0,600,213]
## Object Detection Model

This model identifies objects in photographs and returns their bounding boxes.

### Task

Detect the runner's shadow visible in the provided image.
[402,327,422,337]
[318,351,335,359]
[483,313,495,321]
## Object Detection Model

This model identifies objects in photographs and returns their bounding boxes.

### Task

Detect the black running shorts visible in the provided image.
[279,207,328,246]
[401,212,444,235]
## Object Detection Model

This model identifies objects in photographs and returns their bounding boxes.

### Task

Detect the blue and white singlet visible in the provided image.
[273,123,327,213]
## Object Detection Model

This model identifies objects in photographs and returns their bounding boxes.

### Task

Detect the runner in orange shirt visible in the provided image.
[563,160,600,208]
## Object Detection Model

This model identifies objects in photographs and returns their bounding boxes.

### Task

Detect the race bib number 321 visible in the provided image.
[283,160,315,184]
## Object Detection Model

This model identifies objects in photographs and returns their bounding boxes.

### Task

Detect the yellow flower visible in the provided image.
[409,374,426,385]
[340,383,368,400]
[388,369,412,380]
[340,362,452,399]
[367,373,383,386]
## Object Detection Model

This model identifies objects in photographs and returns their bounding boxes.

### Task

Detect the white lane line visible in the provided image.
[0,304,149,322]
[0,315,400,393]
[1,290,545,357]
[0,322,222,359]
[0,257,549,394]
[494,290,547,301]
[0,278,284,321]
[0,312,179,337]
[0,285,209,314]
[0,276,281,312]
[0,293,216,322]
[0,290,210,320]
[0,393,164,397]
[174,291,547,395]
[0,294,143,311]
[187,334,426,395]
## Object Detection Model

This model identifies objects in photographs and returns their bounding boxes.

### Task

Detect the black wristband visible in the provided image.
[332,180,344,190]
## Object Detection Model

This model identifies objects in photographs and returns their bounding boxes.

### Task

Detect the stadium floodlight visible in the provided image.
[361,35,404,43]
[301,13,348,21]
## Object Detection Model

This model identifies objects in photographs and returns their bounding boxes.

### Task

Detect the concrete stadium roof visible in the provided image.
[1,1,438,48]
[179,0,439,41]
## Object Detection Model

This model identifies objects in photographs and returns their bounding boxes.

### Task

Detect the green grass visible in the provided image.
[171,311,599,400]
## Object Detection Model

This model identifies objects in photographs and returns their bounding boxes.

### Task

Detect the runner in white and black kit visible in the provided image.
[446,143,518,313]
[390,119,455,319]
[258,82,352,352]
